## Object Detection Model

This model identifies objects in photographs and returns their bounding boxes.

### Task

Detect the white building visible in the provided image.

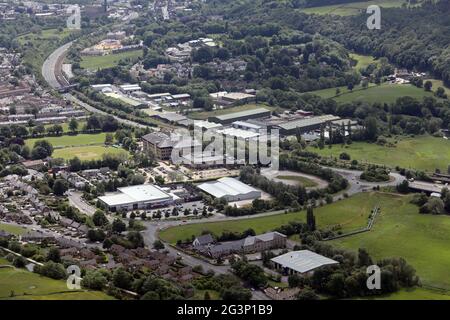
[197,177,261,202]
[271,250,339,275]
[98,184,179,212]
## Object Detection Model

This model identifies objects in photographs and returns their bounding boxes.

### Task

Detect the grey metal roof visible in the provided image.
[243,231,286,247]
[277,115,341,131]
[213,108,270,121]
[271,250,339,274]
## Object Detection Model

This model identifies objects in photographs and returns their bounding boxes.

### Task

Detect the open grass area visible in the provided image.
[331,194,450,290]
[368,287,450,300]
[191,289,221,300]
[429,79,450,96]
[43,121,87,133]
[159,192,386,244]
[301,0,410,16]
[188,104,275,120]
[275,175,318,188]
[80,49,143,70]
[0,265,114,300]
[25,133,108,149]
[350,53,379,70]
[308,135,450,172]
[0,223,27,236]
[52,145,129,161]
[306,82,435,104]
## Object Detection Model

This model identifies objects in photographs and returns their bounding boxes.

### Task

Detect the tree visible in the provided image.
[424,81,432,92]
[296,287,319,300]
[204,291,211,300]
[32,140,53,159]
[358,248,373,267]
[82,270,108,290]
[153,240,165,250]
[69,118,78,133]
[112,218,126,233]
[52,179,68,196]
[396,180,409,193]
[105,133,114,145]
[112,268,133,290]
[127,231,144,248]
[306,206,316,231]
[93,210,108,226]
[364,117,379,141]
[47,247,61,263]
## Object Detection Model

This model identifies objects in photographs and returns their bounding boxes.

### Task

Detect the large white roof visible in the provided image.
[271,250,339,274]
[99,184,172,206]
[197,177,259,199]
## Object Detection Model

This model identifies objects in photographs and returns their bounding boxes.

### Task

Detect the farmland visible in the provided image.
[308,135,450,172]
[301,0,411,16]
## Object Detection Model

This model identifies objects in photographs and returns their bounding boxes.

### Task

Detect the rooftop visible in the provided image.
[277,115,341,131]
[197,177,260,199]
[271,250,339,274]
[99,184,173,206]
[211,108,270,122]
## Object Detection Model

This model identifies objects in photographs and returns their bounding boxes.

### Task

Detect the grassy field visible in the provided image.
[275,175,318,187]
[350,53,379,70]
[429,79,450,96]
[188,104,275,120]
[26,133,108,149]
[80,49,143,70]
[52,145,128,161]
[159,192,387,244]
[331,194,450,290]
[309,135,450,172]
[0,265,114,300]
[43,121,87,133]
[369,287,450,300]
[301,0,410,16]
[306,82,435,104]
[0,223,27,235]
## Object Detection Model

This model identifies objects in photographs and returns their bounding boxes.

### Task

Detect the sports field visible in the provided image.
[301,0,410,16]
[26,133,108,149]
[80,49,143,70]
[159,192,385,244]
[52,145,129,161]
[0,264,114,300]
[306,83,435,104]
[308,135,450,172]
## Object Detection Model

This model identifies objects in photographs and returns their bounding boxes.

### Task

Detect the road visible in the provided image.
[68,190,96,217]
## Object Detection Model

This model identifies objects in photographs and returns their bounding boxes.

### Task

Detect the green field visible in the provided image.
[159,192,386,244]
[370,287,450,300]
[429,79,450,96]
[26,133,108,149]
[188,104,275,120]
[52,145,128,161]
[306,83,435,104]
[17,28,75,45]
[0,223,27,236]
[0,265,114,300]
[331,194,450,290]
[43,121,87,133]
[350,53,379,70]
[301,0,410,16]
[309,135,450,172]
[275,175,318,187]
[80,49,143,70]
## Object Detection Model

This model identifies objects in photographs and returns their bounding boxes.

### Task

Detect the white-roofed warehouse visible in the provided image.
[197,177,261,202]
[271,250,339,275]
[98,184,178,212]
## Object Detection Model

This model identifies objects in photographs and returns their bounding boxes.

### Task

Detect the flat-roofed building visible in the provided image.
[232,121,262,132]
[271,250,339,275]
[217,127,260,140]
[193,120,223,131]
[197,177,261,202]
[141,132,200,160]
[98,184,177,212]
[276,115,341,135]
[209,108,271,124]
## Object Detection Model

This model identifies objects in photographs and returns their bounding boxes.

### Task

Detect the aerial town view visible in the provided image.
[0,0,450,311]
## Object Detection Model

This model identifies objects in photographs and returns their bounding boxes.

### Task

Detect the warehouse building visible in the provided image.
[197,177,261,202]
[98,184,179,212]
[275,115,341,135]
[208,108,271,124]
[271,250,339,275]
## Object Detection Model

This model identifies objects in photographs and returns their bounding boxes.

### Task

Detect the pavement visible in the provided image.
[68,190,97,217]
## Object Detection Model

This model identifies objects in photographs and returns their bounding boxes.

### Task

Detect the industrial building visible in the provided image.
[208,108,271,124]
[197,177,261,202]
[141,132,201,160]
[98,184,179,212]
[271,250,339,275]
[275,115,341,135]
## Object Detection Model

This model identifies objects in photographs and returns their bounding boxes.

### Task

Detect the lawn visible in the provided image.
[429,79,450,96]
[159,192,386,244]
[25,133,108,149]
[52,145,129,161]
[331,194,450,290]
[188,104,275,120]
[350,53,379,70]
[308,135,450,172]
[0,223,27,236]
[191,289,221,300]
[369,287,450,300]
[301,0,410,16]
[80,49,143,70]
[0,265,114,300]
[275,175,318,188]
[43,121,87,133]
